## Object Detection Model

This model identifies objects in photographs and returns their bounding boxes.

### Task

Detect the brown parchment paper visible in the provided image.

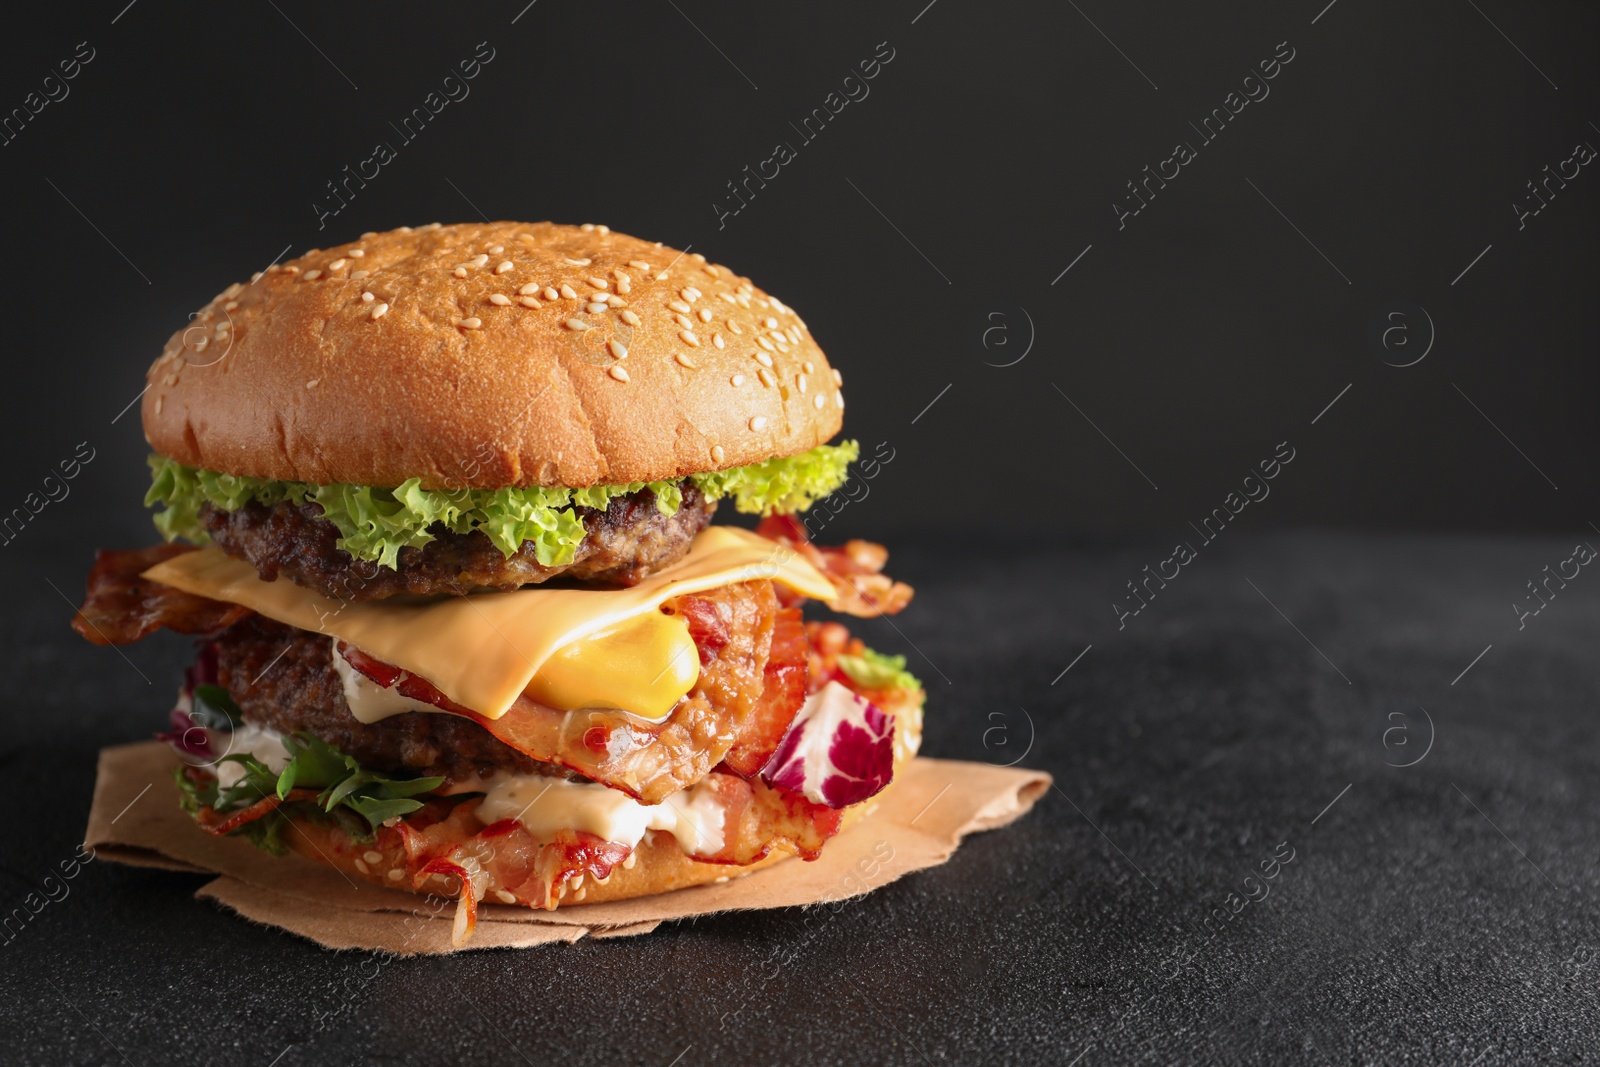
[85,741,1050,955]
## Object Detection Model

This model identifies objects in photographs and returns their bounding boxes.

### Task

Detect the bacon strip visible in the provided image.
[756,515,914,617]
[719,607,808,777]
[73,545,249,646]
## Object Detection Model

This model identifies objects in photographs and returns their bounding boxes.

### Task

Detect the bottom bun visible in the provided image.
[267,687,922,941]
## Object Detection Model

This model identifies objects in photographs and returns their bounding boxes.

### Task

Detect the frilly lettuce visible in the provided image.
[145,441,857,571]
[837,647,922,692]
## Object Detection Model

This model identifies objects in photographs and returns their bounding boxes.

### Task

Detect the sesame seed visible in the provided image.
[719,292,737,304]
[329,258,347,270]
[615,277,631,295]
[713,334,725,349]
[565,318,590,331]
[675,351,697,368]
[351,270,369,281]
[755,351,774,367]
[489,245,503,254]
[471,254,489,267]
[758,337,775,352]
[519,283,541,296]
[609,339,628,359]
[490,293,512,306]
[763,317,777,329]
[620,309,642,327]
[559,284,578,299]
[566,256,592,266]
[387,869,403,881]
[587,301,609,313]
[457,317,482,329]
[728,321,743,334]
[797,374,808,393]
[364,850,383,864]
[355,858,370,874]
[832,368,843,386]
[679,329,700,346]
[836,392,844,407]
[518,296,542,308]
[668,300,692,314]
[775,341,790,354]
[655,271,669,281]
[680,288,699,304]
[814,394,826,409]
[697,308,713,323]
[360,292,375,304]
[703,264,720,277]
[154,396,163,414]
[673,312,695,331]
[587,276,608,290]
[736,294,751,308]
[802,360,815,373]
[609,365,630,382]
[454,267,468,278]
[304,269,322,281]
[711,445,726,463]
[690,252,706,263]
[606,295,625,307]
[731,374,745,386]
[758,368,776,388]
[350,249,366,257]
[371,303,389,319]
[749,416,768,431]
[629,260,652,271]
[543,287,560,301]
[496,260,513,274]
[494,889,517,905]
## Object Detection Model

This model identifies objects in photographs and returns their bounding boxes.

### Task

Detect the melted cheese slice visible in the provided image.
[143,526,833,721]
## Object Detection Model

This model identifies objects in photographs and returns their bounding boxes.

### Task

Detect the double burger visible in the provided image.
[75,222,922,943]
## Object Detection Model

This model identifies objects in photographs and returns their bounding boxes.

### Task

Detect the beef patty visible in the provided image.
[215,615,551,783]
[200,482,715,601]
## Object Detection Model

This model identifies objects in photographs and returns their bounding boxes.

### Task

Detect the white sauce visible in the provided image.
[332,638,444,724]
[477,774,725,856]
[211,723,291,790]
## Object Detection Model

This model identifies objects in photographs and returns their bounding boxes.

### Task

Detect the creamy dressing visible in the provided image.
[211,723,291,790]
[477,773,726,856]
[331,639,446,724]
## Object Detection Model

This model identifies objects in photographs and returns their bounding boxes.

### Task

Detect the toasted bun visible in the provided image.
[143,222,844,489]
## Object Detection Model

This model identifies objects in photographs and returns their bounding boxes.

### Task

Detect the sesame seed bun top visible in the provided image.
[141,222,845,490]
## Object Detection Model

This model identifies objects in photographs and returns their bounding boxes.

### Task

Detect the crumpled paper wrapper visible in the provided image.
[85,741,1050,955]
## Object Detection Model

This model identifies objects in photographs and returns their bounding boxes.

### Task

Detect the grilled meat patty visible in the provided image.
[199,482,715,601]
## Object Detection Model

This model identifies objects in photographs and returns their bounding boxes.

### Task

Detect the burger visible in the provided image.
[74,222,922,944]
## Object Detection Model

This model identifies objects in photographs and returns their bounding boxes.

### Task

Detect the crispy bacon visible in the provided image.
[720,608,808,777]
[756,515,914,617]
[73,545,249,646]
[697,769,845,864]
[195,786,319,836]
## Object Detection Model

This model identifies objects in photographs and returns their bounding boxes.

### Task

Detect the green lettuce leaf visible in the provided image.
[176,732,447,854]
[145,442,857,571]
[837,646,923,692]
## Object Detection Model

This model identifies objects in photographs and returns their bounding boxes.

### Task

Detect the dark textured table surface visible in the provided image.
[2,530,1596,1066]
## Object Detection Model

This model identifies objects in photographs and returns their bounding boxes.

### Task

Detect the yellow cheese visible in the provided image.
[143,526,834,722]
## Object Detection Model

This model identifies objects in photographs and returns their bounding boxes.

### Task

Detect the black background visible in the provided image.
[2,2,1598,1065]
[1,0,1596,551]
